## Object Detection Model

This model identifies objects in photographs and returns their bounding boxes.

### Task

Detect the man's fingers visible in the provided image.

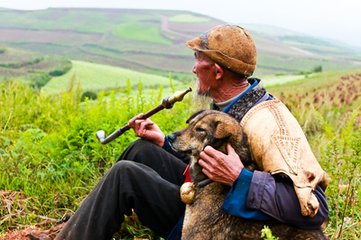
[203,145,217,157]
[226,143,236,155]
[128,113,144,128]
[199,149,214,163]
[140,121,154,134]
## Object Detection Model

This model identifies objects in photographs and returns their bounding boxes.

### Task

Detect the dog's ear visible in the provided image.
[186,110,206,124]
[214,117,240,139]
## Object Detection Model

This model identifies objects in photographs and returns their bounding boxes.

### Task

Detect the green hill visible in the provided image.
[0,8,360,78]
[42,60,177,94]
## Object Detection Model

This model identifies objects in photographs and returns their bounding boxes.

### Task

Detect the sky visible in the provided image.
[1,0,361,47]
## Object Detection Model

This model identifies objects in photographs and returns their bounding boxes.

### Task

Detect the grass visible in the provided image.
[0,79,194,239]
[112,23,171,45]
[262,74,308,86]
[169,14,210,23]
[42,60,180,94]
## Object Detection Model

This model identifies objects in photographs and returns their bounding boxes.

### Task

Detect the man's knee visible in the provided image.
[110,160,139,175]
[131,139,159,152]
[117,139,160,162]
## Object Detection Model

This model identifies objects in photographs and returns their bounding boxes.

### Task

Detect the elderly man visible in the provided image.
[55,25,328,240]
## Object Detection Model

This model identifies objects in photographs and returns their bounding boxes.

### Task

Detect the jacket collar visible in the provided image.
[212,78,267,122]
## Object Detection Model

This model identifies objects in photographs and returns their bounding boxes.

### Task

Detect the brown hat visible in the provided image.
[186,25,257,76]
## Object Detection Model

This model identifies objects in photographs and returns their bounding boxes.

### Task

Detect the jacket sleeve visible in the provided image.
[222,169,271,221]
[246,170,328,229]
[222,169,329,230]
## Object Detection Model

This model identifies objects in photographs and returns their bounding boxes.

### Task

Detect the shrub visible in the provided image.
[48,60,72,77]
[313,65,323,73]
[81,90,98,101]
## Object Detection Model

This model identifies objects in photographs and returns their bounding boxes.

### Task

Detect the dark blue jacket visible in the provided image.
[223,169,328,229]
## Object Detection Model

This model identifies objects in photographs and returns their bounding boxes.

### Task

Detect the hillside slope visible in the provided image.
[0,8,360,78]
[0,44,71,87]
[42,60,177,94]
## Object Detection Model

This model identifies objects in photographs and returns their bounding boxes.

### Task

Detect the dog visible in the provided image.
[168,110,326,240]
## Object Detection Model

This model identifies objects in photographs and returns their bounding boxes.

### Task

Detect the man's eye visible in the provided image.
[195,127,206,132]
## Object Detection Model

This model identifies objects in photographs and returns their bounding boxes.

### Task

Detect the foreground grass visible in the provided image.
[0,80,194,238]
[1,70,361,239]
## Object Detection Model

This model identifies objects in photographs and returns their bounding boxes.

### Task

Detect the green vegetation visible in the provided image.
[0,79,193,239]
[0,46,72,88]
[169,14,210,23]
[42,60,180,94]
[262,74,307,86]
[112,23,171,44]
[261,226,279,240]
[1,70,360,239]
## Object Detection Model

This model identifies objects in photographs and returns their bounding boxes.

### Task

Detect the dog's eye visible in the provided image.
[195,127,206,132]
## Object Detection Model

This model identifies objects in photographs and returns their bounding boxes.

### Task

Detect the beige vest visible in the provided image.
[241,99,329,217]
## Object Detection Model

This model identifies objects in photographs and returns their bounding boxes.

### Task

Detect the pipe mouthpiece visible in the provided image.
[168,87,192,105]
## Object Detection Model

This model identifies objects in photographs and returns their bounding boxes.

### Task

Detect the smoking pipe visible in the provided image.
[96,87,192,144]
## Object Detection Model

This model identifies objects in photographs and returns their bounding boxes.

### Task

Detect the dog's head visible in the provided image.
[169,110,242,155]
[169,110,249,183]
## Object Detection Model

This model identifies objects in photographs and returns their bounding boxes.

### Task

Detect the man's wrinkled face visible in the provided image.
[192,52,216,96]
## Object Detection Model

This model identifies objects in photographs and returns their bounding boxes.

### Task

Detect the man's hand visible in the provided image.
[128,114,165,147]
[199,143,244,186]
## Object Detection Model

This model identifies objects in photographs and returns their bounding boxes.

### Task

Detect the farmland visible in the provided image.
[0,45,71,87]
[0,8,360,79]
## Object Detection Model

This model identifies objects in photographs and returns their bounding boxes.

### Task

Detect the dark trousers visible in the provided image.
[55,139,187,240]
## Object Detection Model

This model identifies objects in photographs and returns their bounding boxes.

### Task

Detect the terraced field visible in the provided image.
[1,8,360,79]
[0,45,71,87]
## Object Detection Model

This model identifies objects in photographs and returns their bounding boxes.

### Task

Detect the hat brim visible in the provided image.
[186,37,255,76]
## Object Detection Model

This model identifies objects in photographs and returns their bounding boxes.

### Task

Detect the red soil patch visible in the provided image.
[0,221,66,240]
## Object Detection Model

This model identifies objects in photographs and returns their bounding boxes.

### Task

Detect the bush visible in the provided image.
[48,60,72,77]
[81,90,98,101]
[313,65,323,73]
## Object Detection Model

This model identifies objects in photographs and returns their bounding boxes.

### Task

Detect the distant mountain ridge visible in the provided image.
[0,7,360,79]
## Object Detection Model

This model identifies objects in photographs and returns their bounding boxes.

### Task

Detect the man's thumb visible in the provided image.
[226,143,235,155]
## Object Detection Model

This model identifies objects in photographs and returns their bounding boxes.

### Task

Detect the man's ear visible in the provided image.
[214,63,224,80]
